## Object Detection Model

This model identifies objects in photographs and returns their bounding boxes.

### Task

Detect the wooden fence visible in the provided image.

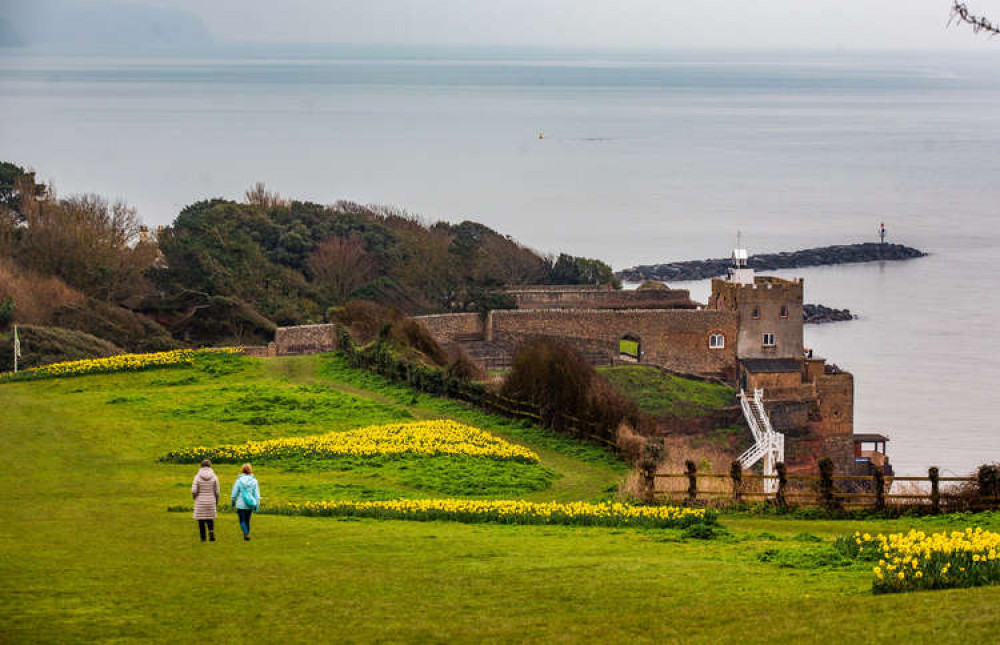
[335,333,617,447]
[653,462,1000,512]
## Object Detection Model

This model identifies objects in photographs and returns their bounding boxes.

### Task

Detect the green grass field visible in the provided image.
[2,354,998,642]
[599,364,737,416]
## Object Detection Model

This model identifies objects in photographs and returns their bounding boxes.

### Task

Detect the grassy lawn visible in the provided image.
[598,365,736,417]
[2,354,998,642]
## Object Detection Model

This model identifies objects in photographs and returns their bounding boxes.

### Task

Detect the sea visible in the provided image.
[2,46,999,475]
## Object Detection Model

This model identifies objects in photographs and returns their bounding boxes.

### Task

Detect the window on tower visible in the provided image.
[780,305,789,319]
[763,332,776,347]
[752,307,759,319]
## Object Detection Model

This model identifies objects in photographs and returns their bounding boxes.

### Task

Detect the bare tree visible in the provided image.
[244,182,289,209]
[18,194,153,302]
[951,2,1000,35]
[307,236,376,305]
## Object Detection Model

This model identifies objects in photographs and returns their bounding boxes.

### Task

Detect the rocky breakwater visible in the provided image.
[617,243,926,283]
[803,304,854,324]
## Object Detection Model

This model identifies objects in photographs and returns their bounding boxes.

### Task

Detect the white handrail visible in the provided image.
[738,387,785,494]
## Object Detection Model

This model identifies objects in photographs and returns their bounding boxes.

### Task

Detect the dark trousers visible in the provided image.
[197,519,215,541]
[237,509,253,535]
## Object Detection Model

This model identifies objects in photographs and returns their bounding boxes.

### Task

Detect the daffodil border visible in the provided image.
[0,348,241,382]
[160,420,540,465]
[253,498,714,529]
[838,527,1000,593]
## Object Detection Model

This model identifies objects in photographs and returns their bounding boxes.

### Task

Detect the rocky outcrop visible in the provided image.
[803,304,854,324]
[617,243,926,283]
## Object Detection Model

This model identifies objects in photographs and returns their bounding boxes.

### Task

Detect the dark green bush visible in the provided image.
[0,296,13,331]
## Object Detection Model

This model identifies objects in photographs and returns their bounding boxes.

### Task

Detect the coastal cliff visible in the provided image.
[618,243,925,283]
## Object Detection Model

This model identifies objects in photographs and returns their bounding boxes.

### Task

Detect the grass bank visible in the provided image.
[1,354,998,642]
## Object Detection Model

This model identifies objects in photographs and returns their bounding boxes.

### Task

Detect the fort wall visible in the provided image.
[814,372,854,437]
[411,313,484,342]
[505,287,696,310]
[488,309,739,377]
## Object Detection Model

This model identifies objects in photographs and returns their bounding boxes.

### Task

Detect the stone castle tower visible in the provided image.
[707,247,804,361]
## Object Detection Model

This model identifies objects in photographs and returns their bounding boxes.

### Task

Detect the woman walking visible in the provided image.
[191,459,220,542]
[231,463,260,541]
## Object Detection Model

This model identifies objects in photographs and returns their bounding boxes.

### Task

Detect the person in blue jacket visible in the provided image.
[231,463,260,541]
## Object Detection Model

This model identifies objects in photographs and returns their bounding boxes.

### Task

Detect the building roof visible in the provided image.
[741,358,801,373]
[854,433,890,443]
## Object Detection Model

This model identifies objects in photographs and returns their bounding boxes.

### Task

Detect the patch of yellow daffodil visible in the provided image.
[261,498,712,529]
[0,348,240,382]
[841,527,1000,593]
[162,420,540,464]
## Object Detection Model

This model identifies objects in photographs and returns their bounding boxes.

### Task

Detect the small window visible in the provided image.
[780,305,789,319]
[708,333,725,349]
[763,332,776,347]
[752,307,760,320]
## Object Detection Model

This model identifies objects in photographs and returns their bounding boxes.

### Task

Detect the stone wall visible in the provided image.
[766,400,811,433]
[747,370,802,392]
[709,276,804,360]
[505,287,696,310]
[241,344,275,358]
[814,372,854,437]
[412,314,485,342]
[273,324,337,356]
[487,309,739,378]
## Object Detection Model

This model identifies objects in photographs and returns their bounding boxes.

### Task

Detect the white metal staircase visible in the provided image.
[738,388,785,493]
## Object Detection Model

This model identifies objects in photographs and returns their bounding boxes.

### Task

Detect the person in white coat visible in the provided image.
[191,459,220,542]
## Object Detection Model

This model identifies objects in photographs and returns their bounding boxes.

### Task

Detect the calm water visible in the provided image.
[2,48,999,474]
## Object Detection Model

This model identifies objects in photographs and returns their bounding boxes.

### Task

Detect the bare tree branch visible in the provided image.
[951,2,1000,35]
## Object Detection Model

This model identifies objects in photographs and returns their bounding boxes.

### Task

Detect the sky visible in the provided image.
[141,0,998,51]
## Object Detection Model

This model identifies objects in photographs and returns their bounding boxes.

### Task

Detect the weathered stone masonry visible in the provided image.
[274,324,338,355]
[489,309,738,378]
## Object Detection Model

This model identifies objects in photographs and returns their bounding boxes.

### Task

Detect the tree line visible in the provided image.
[0,162,617,365]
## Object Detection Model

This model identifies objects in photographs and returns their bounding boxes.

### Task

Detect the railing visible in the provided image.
[654,462,1000,512]
[737,389,784,493]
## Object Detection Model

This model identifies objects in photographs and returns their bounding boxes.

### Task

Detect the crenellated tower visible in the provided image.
[707,243,803,360]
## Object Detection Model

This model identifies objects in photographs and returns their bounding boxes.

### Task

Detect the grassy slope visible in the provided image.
[598,365,736,417]
[2,355,999,642]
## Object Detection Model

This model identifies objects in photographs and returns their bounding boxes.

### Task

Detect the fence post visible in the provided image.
[642,465,656,501]
[818,458,837,511]
[685,460,698,505]
[929,467,940,515]
[873,467,885,512]
[977,464,999,509]
[775,462,787,509]
[730,460,743,504]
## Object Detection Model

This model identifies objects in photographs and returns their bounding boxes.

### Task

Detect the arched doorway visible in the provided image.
[619,333,641,362]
